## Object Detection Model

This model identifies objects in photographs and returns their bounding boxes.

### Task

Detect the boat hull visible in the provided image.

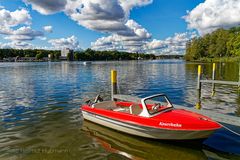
[82,111,216,140]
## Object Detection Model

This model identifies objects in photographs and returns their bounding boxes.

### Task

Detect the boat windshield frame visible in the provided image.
[141,94,174,116]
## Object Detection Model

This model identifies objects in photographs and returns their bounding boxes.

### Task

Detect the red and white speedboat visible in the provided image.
[81,94,222,140]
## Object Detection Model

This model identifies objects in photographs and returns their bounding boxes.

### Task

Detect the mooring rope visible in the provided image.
[117,82,121,94]
[220,124,240,137]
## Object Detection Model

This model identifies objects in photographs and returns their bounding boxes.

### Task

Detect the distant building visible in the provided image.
[13,57,48,62]
[60,48,74,61]
[61,48,72,57]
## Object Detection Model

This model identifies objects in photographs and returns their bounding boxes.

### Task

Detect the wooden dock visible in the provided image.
[200,80,240,86]
[196,63,240,109]
[113,94,240,127]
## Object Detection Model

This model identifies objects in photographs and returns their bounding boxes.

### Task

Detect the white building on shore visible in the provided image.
[60,48,74,60]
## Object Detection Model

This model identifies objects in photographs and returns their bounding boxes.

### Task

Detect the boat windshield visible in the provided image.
[143,94,173,115]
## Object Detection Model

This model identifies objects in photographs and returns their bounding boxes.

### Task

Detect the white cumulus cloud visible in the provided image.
[185,0,240,35]
[0,41,33,49]
[20,0,197,54]
[144,32,197,55]
[43,25,53,33]
[65,0,136,36]
[0,8,45,49]
[4,26,44,41]
[48,35,81,50]
[144,39,166,50]
[23,0,67,15]
[91,19,152,53]
[0,8,31,28]
[23,0,152,37]
[21,0,156,52]
[92,28,197,55]
[119,0,153,16]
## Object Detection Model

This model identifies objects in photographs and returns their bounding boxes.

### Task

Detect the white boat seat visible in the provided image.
[92,101,117,109]
[113,107,130,113]
[129,104,142,115]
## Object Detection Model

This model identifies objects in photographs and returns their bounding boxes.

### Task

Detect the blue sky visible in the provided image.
[130,0,203,39]
[0,0,239,55]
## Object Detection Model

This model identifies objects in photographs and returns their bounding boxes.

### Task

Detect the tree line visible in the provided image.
[185,27,240,61]
[73,49,155,61]
[0,48,156,61]
[0,49,61,60]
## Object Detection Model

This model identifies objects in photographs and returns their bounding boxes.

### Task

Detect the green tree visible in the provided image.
[54,52,61,60]
[50,52,55,61]
[74,52,82,60]
[67,52,74,61]
[185,26,240,61]
[215,29,229,57]
[36,53,44,60]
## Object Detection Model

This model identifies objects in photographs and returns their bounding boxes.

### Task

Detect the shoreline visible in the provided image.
[0,58,186,63]
[186,57,240,63]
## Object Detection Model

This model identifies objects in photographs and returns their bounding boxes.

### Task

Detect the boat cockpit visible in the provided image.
[85,94,174,117]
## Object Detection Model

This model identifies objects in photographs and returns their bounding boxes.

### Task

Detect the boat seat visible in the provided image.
[113,107,130,113]
[92,101,117,109]
[129,104,142,115]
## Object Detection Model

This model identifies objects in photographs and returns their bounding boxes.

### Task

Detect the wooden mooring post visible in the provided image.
[211,63,216,97]
[196,65,202,110]
[111,70,117,101]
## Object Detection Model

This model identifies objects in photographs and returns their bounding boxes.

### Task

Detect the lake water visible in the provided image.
[0,60,239,160]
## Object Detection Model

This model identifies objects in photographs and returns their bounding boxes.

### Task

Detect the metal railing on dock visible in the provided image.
[200,80,240,86]
[196,63,240,109]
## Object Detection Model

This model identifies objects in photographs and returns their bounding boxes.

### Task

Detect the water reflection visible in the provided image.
[83,121,240,160]
[82,120,206,160]
[202,149,240,160]
[236,95,240,116]
[0,61,239,159]
[184,62,240,116]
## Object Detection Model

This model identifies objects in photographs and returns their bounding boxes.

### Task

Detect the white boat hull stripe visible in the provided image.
[82,110,216,140]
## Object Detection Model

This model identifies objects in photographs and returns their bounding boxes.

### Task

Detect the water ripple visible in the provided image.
[0,61,239,159]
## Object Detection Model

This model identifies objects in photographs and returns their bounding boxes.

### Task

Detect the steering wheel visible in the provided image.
[94,95,103,103]
[152,103,161,111]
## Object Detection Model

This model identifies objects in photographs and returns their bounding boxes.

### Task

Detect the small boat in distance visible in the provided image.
[83,61,91,65]
[81,94,222,140]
